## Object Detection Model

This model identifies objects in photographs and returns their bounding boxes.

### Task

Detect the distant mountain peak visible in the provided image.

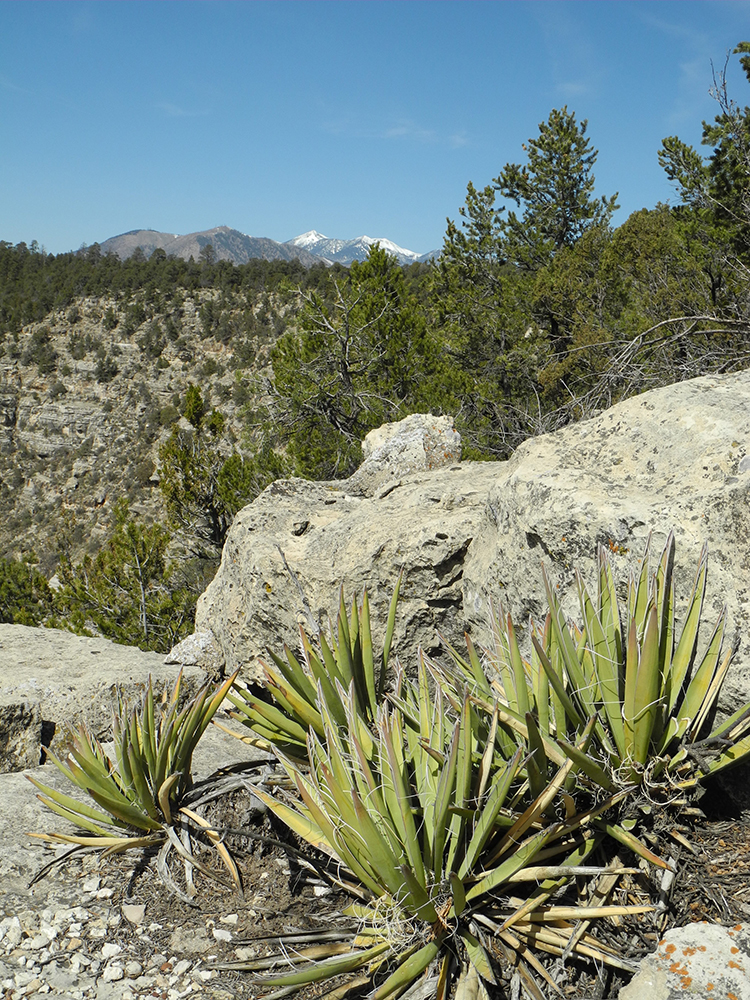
[95,226,320,267]
[290,230,329,245]
[285,231,425,266]
[93,225,437,268]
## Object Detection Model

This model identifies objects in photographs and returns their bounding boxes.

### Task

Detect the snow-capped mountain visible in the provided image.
[92,226,437,267]
[286,231,426,266]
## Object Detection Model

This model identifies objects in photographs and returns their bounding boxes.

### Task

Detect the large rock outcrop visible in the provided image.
[190,372,750,719]
[187,413,482,676]
[0,626,205,772]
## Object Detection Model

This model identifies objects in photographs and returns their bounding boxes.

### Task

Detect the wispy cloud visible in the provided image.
[156,102,210,119]
[0,74,80,111]
[635,8,734,129]
[321,113,469,148]
[556,80,589,100]
[0,76,33,96]
[383,119,436,142]
[532,3,602,104]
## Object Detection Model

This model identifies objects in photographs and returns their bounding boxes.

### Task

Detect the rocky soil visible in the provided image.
[0,627,325,1000]
[3,580,750,998]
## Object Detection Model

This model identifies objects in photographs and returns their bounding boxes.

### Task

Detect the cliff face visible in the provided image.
[0,290,291,570]
[189,370,750,719]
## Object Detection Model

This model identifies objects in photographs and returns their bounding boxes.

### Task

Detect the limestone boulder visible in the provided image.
[193,465,497,681]
[0,694,41,772]
[619,921,750,999]
[0,625,205,772]
[462,370,750,718]
[353,412,462,494]
[192,373,750,721]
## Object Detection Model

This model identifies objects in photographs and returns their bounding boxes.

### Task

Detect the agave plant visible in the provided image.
[442,533,750,796]
[226,579,400,759]
[28,670,241,898]
[238,661,650,999]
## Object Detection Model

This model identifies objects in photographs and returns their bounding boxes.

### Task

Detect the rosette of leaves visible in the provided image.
[28,671,241,898]
[226,579,401,759]
[442,533,750,804]
[233,662,650,999]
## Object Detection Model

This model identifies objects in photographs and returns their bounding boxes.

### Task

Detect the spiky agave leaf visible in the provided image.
[228,578,402,759]
[251,675,605,998]
[442,533,750,789]
[29,671,240,894]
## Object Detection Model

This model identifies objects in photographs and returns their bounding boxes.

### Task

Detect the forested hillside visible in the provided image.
[1,44,749,651]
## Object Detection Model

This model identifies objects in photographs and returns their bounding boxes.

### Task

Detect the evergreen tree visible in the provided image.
[53,501,194,652]
[266,245,437,479]
[159,386,285,551]
[432,107,618,456]
[494,106,619,272]
[0,556,53,626]
[659,43,750,261]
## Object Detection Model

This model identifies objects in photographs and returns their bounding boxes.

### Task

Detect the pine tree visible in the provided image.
[659,42,750,261]
[53,501,194,652]
[431,108,618,455]
[159,385,284,552]
[494,106,618,272]
[267,245,437,479]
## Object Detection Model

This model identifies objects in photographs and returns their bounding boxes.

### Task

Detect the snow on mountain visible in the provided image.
[286,231,424,266]
[94,226,437,268]
[288,230,336,250]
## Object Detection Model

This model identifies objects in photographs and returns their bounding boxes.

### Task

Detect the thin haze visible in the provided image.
[2,0,749,256]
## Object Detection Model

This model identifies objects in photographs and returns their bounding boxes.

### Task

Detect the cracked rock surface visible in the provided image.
[194,371,750,727]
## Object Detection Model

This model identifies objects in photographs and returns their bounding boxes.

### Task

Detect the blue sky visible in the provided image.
[2,0,750,256]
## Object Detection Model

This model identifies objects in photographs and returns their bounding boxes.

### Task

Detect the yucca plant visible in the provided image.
[239,662,650,999]
[226,579,401,759]
[442,533,750,795]
[28,670,241,898]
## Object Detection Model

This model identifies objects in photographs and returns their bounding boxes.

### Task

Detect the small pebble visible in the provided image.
[121,904,146,926]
